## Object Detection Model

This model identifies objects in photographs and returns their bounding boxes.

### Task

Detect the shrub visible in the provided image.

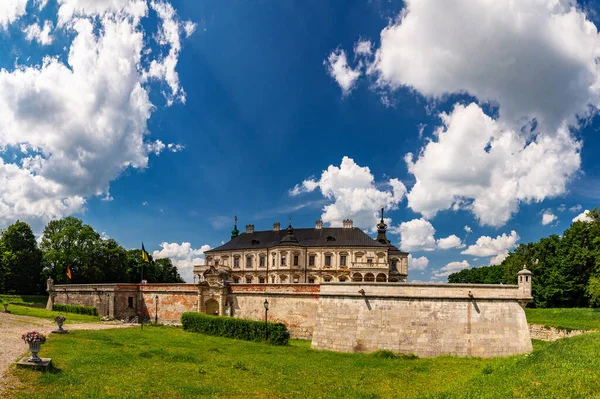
[181,312,290,346]
[53,303,98,316]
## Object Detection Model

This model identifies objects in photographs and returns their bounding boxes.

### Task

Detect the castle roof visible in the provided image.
[206,227,407,253]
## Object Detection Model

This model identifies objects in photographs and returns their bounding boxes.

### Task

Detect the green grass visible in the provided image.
[0,294,48,306]
[525,308,600,331]
[6,304,101,324]
[11,326,600,398]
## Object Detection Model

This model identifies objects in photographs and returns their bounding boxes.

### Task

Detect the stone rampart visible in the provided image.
[230,284,320,339]
[311,282,532,357]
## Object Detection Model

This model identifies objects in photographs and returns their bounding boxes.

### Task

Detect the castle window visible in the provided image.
[293,275,299,283]
[293,255,299,266]
[367,257,373,264]
[251,239,260,245]
[308,277,315,284]
[128,297,134,308]
[326,236,336,242]
[259,256,265,268]
[259,277,265,284]
[246,276,252,284]
[309,255,315,266]
[233,277,240,284]
[325,255,331,267]
[340,255,347,267]
[281,255,287,266]
[391,259,398,270]
[339,276,347,282]
[233,257,240,268]
[323,276,332,282]
[246,257,253,268]
[214,259,219,266]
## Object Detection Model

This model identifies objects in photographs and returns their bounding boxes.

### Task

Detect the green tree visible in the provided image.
[0,221,43,294]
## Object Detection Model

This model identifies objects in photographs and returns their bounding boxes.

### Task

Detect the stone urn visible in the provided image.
[55,316,66,332]
[28,342,42,363]
[2,303,7,313]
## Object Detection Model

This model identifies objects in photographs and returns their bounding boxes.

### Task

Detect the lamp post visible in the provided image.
[155,295,158,324]
[263,299,269,342]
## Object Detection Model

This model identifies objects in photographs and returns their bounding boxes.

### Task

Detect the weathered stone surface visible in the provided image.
[528,324,590,341]
[16,357,52,371]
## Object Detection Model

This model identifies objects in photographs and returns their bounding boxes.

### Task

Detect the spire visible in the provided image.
[279,216,299,245]
[231,215,239,239]
[376,207,389,245]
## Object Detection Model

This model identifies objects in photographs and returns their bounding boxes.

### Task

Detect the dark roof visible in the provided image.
[206,227,391,252]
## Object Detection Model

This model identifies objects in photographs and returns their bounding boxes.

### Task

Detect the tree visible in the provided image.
[0,221,43,294]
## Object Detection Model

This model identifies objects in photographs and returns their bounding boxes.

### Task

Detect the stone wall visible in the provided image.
[528,324,589,341]
[311,282,532,357]
[230,284,319,339]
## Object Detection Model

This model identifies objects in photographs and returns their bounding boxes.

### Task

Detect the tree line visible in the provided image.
[0,216,183,295]
[448,208,600,308]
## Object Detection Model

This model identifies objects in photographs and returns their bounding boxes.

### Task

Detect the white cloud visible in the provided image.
[167,143,185,152]
[34,0,49,10]
[399,218,436,252]
[570,204,582,212]
[437,234,465,250]
[0,0,27,30]
[541,209,557,225]
[354,40,372,56]
[572,210,594,223]
[183,20,196,38]
[433,260,470,279]
[368,0,600,134]
[23,21,54,45]
[329,0,597,227]
[0,1,192,230]
[290,156,406,229]
[405,103,581,227]
[408,254,428,271]
[152,242,211,282]
[324,49,361,95]
[142,201,148,206]
[464,225,472,234]
[461,230,519,265]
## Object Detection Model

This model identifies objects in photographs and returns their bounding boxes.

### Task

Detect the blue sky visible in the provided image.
[0,0,599,282]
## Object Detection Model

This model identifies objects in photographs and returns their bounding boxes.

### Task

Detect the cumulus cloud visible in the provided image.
[408,254,428,271]
[461,230,519,265]
[405,104,580,226]
[437,234,465,250]
[354,40,372,56]
[328,0,598,226]
[324,49,361,95]
[572,210,594,223]
[399,218,464,252]
[433,260,470,279]
[289,156,406,229]
[464,225,472,234]
[152,242,211,282]
[541,209,557,225]
[23,21,54,45]
[0,0,27,30]
[0,0,192,230]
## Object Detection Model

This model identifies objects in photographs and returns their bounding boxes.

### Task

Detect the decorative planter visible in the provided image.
[3,303,8,312]
[55,317,66,332]
[28,342,42,363]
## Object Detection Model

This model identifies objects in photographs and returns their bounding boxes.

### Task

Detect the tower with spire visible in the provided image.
[376,207,389,245]
[231,216,239,240]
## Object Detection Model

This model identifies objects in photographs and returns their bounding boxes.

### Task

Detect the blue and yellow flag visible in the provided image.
[141,243,149,262]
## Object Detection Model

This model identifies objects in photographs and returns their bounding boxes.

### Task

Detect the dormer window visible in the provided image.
[251,239,260,245]
[326,236,336,242]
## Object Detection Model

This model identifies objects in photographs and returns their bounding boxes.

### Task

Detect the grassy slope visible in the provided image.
[525,308,600,331]
[6,305,100,324]
[11,327,600,399]
[0,294,48,306]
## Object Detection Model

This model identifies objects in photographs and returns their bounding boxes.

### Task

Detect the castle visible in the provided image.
[195,210,408,286]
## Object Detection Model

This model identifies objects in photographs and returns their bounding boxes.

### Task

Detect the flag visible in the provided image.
[66,266,72,280]
[141,242,149,262]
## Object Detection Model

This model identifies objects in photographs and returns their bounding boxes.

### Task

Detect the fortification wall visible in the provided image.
[230,284,320,339]
[311,283,532,357]
[139,284,198,323]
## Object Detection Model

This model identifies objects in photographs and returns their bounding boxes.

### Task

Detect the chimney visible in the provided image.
[343,219,353,229]
[273,222,280,232]
[315,220,323,229]
[246,224,254,234]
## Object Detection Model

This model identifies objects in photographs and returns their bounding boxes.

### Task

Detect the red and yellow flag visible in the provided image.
[66,266,72,280]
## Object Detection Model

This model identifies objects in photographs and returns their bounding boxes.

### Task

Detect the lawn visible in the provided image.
[6,304,101,324]
[0,294,48,306]
[11,326,600,398]
[525,307,600,331]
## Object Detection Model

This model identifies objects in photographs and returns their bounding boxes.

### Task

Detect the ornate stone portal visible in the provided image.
[197,266,230,316]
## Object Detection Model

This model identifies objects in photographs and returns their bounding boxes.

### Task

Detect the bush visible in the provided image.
[53,303,98,316]
[181,312,289,346]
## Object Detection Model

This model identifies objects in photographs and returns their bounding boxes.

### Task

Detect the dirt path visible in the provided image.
[0,312,136,397]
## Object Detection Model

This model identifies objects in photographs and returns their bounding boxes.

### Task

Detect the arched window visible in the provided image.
[376,273,387,282]
[364,273,375,282]
[232,275,241,284]
[352,273,363,282]
[245,275,253,284]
